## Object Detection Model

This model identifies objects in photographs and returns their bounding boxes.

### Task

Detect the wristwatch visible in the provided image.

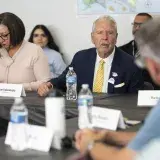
[86,140,101,160]
[87,140,101,151]
[87,141,95,151]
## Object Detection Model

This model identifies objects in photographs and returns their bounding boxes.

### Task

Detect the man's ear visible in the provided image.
[115,33,118,44]
[116,33,118,38]
[91,32,94,44]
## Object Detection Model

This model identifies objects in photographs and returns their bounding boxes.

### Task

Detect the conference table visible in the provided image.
[0,92,152,160]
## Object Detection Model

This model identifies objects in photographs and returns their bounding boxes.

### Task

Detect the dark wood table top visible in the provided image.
[0,92,152,160]
[0,92,151,125]
[0,117,142,160]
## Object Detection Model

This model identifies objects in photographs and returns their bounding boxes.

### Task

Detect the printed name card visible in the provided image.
[5,122,54,152]
[0,83,26,97]
[92,106,126,131]
[138,90,160,107]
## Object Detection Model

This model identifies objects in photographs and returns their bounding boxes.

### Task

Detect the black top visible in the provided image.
[119,40,138,56]
[119,41,160,90]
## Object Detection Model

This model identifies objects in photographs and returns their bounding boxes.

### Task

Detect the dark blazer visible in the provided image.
[50,47,144,93]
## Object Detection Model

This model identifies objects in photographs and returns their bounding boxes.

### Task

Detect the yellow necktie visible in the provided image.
[93,59,105,93]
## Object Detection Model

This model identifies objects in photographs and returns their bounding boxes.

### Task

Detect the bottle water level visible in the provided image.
[66,83,77,100]
[10,98,28,151]
[66,67,77,100]
[78,84,93,129]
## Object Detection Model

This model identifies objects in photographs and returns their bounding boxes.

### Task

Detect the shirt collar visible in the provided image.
[43,46,49,51]
[96,47,115,66]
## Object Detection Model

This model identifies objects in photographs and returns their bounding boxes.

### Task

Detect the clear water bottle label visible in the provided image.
[78,97,93,106]
[10,113,26,123]
[66,76,77,84]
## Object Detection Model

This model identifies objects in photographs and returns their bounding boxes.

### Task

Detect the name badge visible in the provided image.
[112,72,118,77]
[0,83,26,97]
[138,90,160,106]
[5,122,54,152]
[92,106,126,130]
[108,78,115,84]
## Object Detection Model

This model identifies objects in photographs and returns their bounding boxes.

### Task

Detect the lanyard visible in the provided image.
[132,41,135,56]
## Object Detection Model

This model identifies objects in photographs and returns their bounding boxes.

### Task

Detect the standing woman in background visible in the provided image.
[28,25,66,78]
[0,12,51,91]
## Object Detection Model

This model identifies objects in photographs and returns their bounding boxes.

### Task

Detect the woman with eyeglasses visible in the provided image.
[28,25,66,78]
[0,12,51,91]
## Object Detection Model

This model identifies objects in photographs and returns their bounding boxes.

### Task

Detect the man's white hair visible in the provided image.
[92,15,117,33]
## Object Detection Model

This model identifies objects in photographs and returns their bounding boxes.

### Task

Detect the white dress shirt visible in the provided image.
[93,47,115,93]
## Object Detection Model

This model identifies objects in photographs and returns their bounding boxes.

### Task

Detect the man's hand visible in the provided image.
[75,129,108,154]
[37,82,53,96]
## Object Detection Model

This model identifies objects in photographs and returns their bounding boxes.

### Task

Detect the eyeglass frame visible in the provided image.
[0,32,10,40]
[131,22,143,28]
[135,51,160,69]
[134,40,160,69]
[134,54,146,69]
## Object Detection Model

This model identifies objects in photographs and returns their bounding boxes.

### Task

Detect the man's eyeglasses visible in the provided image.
[135,54,146,69]
[33,34,46,38]
[0,32,10,40]
[132,22,143,28]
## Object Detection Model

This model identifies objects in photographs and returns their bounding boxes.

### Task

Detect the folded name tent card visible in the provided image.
[138,90,160,107]
[0,83,26,97]
[92,106,126,131]
[5,122,54,152]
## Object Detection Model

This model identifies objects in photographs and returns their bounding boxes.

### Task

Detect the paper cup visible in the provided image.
[45,97,66,149]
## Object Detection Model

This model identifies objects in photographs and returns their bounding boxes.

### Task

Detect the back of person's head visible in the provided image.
[28,24,60,52]
[0,12,25,47]
[135,17,160,61]
[135,18,160,85]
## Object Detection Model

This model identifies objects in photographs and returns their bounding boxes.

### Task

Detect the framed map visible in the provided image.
[77,0,159,15]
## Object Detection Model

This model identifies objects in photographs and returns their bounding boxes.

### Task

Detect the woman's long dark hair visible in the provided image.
[28,25,60,52]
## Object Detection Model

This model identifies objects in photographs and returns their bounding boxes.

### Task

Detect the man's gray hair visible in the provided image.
[92,15,117,33]
[135,17,160,63]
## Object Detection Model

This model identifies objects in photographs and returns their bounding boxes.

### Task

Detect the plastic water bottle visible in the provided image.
[78,84,93,129]
[10,97,28,151]
[66,67,77,100]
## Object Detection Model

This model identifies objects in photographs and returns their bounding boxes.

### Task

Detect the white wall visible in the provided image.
[0,0,145,64]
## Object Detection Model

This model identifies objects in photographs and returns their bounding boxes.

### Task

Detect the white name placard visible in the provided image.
[0,83,26,97]
[5,123,54,152]
[138,90,160,107]
[92,106,126,131]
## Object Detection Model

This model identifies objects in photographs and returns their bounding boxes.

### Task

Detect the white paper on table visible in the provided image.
[137,90,160,107]
[5,122,54,152]
[92,106,126,131]
[0,83,26,97]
